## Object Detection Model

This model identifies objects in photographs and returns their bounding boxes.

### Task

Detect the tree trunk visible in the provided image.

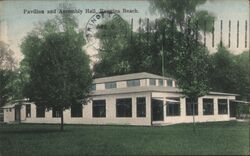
[192,98,196,133]
[60,108,64,131]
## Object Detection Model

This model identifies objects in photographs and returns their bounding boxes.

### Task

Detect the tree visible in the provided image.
[209,46,250,100]
[149,0,215,132]
[0,41,21,106]
[21,13,92,131]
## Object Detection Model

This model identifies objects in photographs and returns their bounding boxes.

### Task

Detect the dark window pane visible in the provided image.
[137,97,146,117]
[218,99,228,114]
[186,98,198,116]
[36,105,45,118]
[105,82,116,89]
[93,100,106,117]
[26,104,31,118]
[149,79,156,86]
[91,84,96,91]
[52,107,61,118]
[166,98,180,116]
[116,98,132,117]
[203,99,214,115]
[71,104,82,117]
[159,79,164,86]
[167,80,173,87]
[127,80,140,87]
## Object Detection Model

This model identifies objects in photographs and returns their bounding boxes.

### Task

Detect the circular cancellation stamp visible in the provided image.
[85,11,127,50]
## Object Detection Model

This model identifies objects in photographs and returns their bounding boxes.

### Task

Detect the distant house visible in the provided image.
[2,72,238,125]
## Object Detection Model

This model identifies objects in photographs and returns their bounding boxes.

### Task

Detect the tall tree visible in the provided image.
[149,0,215,132]
[21,13,92,131]
[0,41,21,106]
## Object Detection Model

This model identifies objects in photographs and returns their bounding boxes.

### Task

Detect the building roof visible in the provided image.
[91,86,238,97]
[92,72,238,97]
[91,86,180,96]
[93,72,171,84]
[2,101,33,109]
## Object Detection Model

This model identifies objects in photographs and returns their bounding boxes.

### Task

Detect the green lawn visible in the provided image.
[0,121,249,156]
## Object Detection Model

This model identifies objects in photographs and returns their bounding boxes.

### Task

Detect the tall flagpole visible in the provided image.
[161,27,165,77]
[161,38,164,77]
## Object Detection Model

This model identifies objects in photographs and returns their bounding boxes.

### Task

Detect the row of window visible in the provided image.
[149,79,173,87]
[156,98,228,117]
[25,98,228,118]
[185,98,228,116]
[25,97,146,118]
[92,79,175,90]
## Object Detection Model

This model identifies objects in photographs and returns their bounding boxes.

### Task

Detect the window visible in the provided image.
[36,105,45,118]
[218,99,228,114]
[203,99,214,115]
[91,84,96,91]
[116,98,132,117]
[93,100,106,117]
[186,98,198,116]
[137,97,146,117]
[71,104,82,117]
[175,81,178,87]
[159,79,164,86]
[52,107,61,118]
[149,79,156,86]
[127,79,140,87]
[166,98,180,116]
[167,79,173,87]
[105,82,116,89]
[26,104,31,117]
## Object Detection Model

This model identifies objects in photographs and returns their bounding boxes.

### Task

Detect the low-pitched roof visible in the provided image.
[91,86,238,97]
[93,72,172,84]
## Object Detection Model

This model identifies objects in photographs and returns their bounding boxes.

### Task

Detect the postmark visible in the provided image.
[85,11,128,50]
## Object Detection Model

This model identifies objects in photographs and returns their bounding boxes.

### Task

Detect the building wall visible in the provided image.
[3,108,14,122]
[4,92,236,125]
[21,92,152,126]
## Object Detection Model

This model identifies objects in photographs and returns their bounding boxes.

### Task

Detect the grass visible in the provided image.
[0,121,249,156]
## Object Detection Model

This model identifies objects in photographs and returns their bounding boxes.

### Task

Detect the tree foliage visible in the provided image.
[0,41,21,106]
[94,0,213,99]
[209,45,250,100]
[21,13,92,130]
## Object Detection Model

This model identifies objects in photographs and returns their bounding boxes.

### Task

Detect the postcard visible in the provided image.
[0,0,249,155]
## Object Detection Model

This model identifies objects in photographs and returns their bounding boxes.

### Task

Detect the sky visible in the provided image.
[0,0,249,64]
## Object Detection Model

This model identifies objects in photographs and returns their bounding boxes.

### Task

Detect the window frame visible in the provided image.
[186,98,198,116]
[52,107,61,118]
[71,104,83,118]
[91,84,96,91]
[167,79,173,87]
[203,98,214,115]
[92,100,106,118]
[105,82,117,89]
[136,97,146,117]
[218,99,228,114]
[116,98,132,117]
[158,79,164,86]
[149,79,156,86]
[166,98,180,116]
[127,79,140,87]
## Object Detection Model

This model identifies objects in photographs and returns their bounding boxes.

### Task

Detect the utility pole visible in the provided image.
[161,39,165,77]
[161,27,165,77]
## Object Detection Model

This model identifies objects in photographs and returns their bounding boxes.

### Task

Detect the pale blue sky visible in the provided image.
[0,0,249,63]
